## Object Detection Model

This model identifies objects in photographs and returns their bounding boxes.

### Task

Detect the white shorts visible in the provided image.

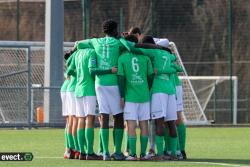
[124,102,150,121]
[75,96,97,117]
[61,92,68,116]
[95,85,122,115]
[67,92,76,116]
[151,93,177,121]
[176,85,184,112]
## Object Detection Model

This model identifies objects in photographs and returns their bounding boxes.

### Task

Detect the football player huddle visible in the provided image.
[61,19,186,161]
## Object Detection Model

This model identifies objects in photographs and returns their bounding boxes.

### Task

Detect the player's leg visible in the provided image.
[123,102,138,161]
[109,86,124,160]
[147,120,156,156]
[95,85,111,160]
[99,113,110,160]
[66,92,76,159]
[84,96,101,160]
[126,120,137,161]
[72,95,80,159]
[176,85,187,159]
[97,116,103,155]
[150,93,167,160]
[124,121,130,156]
[164,94,178,160]
[75,97,86,160]
[138,102,150,160]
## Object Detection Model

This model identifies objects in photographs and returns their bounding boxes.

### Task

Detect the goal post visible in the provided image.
[169,42,238,125]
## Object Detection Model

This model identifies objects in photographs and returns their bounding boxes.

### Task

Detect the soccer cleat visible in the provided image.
[79,153,86,160]
[74,151,80,159]
[97,152,103,159]
[86,153,103,160]
[176,152,184,160]
[181,150,187,160]
[139,154,152,161]
[125,154,137,161]
[111,152,125,161]
[103,153,111,161]
[64,150,70,159]
[146,148,156,159]
[67,149,76,159]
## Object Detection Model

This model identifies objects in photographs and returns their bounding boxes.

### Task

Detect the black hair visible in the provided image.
[125,34,138,43]
[102,19,118,35]
[140,35,155,44]
[129,27,141,35]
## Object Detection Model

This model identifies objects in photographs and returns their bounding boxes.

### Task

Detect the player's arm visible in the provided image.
[147,58,154,89]
[117,58,125,108]
[171,63,183,72]
[88,52,117,77]
[66,51,77,77]
[77,39,94,49]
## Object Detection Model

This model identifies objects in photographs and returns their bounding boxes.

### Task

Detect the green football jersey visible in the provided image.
[77,37,127,86]
[140,49,176,95]
[67,49,96,97]
[60,73,70,92]
[117,51,154,103]
[66,51,78,92]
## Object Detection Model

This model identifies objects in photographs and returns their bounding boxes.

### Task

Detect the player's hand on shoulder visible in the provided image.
[111,66,118,74]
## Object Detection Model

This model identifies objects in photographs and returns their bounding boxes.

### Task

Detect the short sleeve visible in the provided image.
[117,57,125,76]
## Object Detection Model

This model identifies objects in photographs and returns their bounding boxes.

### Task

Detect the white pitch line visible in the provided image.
[35,157,250,167]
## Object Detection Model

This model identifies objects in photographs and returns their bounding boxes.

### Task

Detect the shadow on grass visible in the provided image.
[187,158,250,165]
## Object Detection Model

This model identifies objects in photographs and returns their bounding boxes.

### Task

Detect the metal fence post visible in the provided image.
[27,47,32,129]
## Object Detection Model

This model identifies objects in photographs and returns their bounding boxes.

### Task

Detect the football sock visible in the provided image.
[100,128,109,154]
[125,131,129,151]
[98,130,103,153]
[155,135,164,156]
[68,133,75,150]
[177,123,186,151]
[163,128,169,152]
[113,128,123,154]
[77,128,86,154]
[128,136,136,156]
[73,135,80,151]
[140,135,148,156]
[85,128,94,154]
[65,128,69,148]
[169,136,177,156]
[176,132,180,151]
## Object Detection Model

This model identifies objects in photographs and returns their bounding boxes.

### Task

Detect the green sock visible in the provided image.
[128,136,136,155]
[140,135,148,156]
[68,133,75,150]
[100,128,109,154]
[85,128,94,154]
[77,128,86,154]
[73,135,80,151]
[169,136,177,156]
[163,128,169,152]
[125,131,129,151]
[155,135,164,156]
[98,130,103,153]
[176,132,180,151]
[64,128,69,149]
[113,128,124,154]
[177,123,186,151]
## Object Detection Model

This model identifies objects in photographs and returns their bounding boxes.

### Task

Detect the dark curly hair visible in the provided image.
[102,19,118,35]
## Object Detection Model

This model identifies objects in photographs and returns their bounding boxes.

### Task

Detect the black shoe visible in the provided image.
[181,150,187,160]
[79,153,86,160]
[86,153,103,160]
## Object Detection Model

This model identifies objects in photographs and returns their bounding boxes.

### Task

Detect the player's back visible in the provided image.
[118,51,152,103]
[74,48,96,97]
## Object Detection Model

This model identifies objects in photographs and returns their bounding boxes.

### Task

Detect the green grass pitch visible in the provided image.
[0,127,250,167]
